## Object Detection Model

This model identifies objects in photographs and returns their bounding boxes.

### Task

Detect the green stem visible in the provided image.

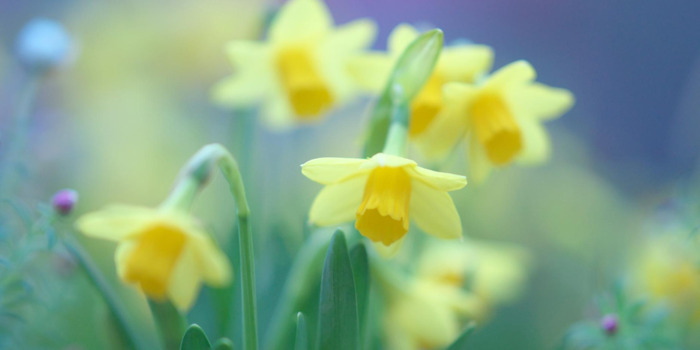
[0,74,42,196]
[181,144,257,350]
[62,235,147,350]
[381,89,410,157]
[148,299,187,350]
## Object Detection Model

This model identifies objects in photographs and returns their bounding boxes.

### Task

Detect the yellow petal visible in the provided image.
[189,234,232,286]
[409,166,466,192]
[348,53,393,92]
[439,45,494,82]
[76,205,155,242]
[414,83,475,159]
[114,240,136,281]
[167,245,202,311]
[260,89,296,130]
[484,60,536,91]
[309,173,368,226]
[517,119,551,164]
[506,83,574,120]
[323,19,376,55]
[388,23,419,54]
[269,0,333,44]
[468,136,493,183]
[212,75,269,107]
[409,181,462,240]
[301,157,367,184]
[372,237,405,258]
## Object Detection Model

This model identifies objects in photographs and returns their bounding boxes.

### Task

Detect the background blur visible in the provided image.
[1,0,700,349]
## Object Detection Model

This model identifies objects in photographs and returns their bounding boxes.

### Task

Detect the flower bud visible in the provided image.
[15,18,73,73]
[52,189,78,215]
[600,314,618,336]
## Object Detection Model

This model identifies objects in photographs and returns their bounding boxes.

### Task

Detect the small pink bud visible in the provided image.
[52,189,78,215]
[600,314,618,336]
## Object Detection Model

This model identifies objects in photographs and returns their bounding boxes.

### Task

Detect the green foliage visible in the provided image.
[445,323,477,350]
[181,324,212,350]
[349,243,369,345]
[294,312,308,350]
[317,230,359,350]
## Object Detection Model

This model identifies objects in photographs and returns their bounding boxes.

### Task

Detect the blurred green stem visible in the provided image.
[62,235,147,350]
[148,299,187,350]
[0,73,42,196]
[381,89,410,157]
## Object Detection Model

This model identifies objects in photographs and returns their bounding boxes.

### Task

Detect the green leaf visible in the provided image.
[363,29,444,157]
[212,338,235,350]
[317,230,359,350]
[181,324,212,350]
[349,243,369,345]
[148,299,187,350]
[294,312,308,350]
[445,322,477,350]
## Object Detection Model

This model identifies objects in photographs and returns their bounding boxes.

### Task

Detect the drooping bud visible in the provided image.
[15,18,73,73]
[52,189,78,215]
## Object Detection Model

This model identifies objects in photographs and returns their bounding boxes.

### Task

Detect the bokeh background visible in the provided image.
[1,0,700,349]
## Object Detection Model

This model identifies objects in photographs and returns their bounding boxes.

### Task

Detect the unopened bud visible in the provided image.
[52,189,78,215]
[16,18,73,73]
[600,314,618,336]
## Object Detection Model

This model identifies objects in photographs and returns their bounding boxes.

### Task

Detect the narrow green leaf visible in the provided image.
[349,243,369,346]
[363,29,444,157]
[294,312,308,350]
[445,322,477,350]
[317,230,359,350]
[181,324,212,350]
[212,338,234,350]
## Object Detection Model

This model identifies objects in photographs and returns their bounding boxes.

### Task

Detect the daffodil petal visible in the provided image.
[189,234,232,286]
[506,83,574,120]
[76,205,155,241]
[167,245,202,311]
[348,53,393,92]
[260,89,296,130]
[301,157,366,184]
[517,119,551,164]
[468,136,493,183]
[484,60,536,91]
[410,166,466,192]
[388,23,420,54]
[114,240,136,281]
[372,237,405,258]
[269,0,333,44]
[309,173,367,226]
[439,45,493,82]
[212,75,269,107]
[224,40,270,69]
[414,83,475,159]
[325,19,376,54]
[409,181,462,240]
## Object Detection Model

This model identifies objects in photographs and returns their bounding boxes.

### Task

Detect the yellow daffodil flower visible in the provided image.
[350,23,493,137]
[301,152,466,255]
[384,279,484,350]
[417,60,574,182]
[382,240,529,349]
[631,233,700,321]
[77,205,232,310]
[213,0,376,129]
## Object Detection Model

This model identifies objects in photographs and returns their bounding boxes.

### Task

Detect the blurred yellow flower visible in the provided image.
[77,205,232,310]
[383,240,530,349]
[213,0,376,129]
[631,233,700,320]
[417,60,574,182]
[351,24,493,137]
[301,153,466,254]
[384,279,483,350]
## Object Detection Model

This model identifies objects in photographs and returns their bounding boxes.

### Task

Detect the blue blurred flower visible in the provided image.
[15,18,73,72]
